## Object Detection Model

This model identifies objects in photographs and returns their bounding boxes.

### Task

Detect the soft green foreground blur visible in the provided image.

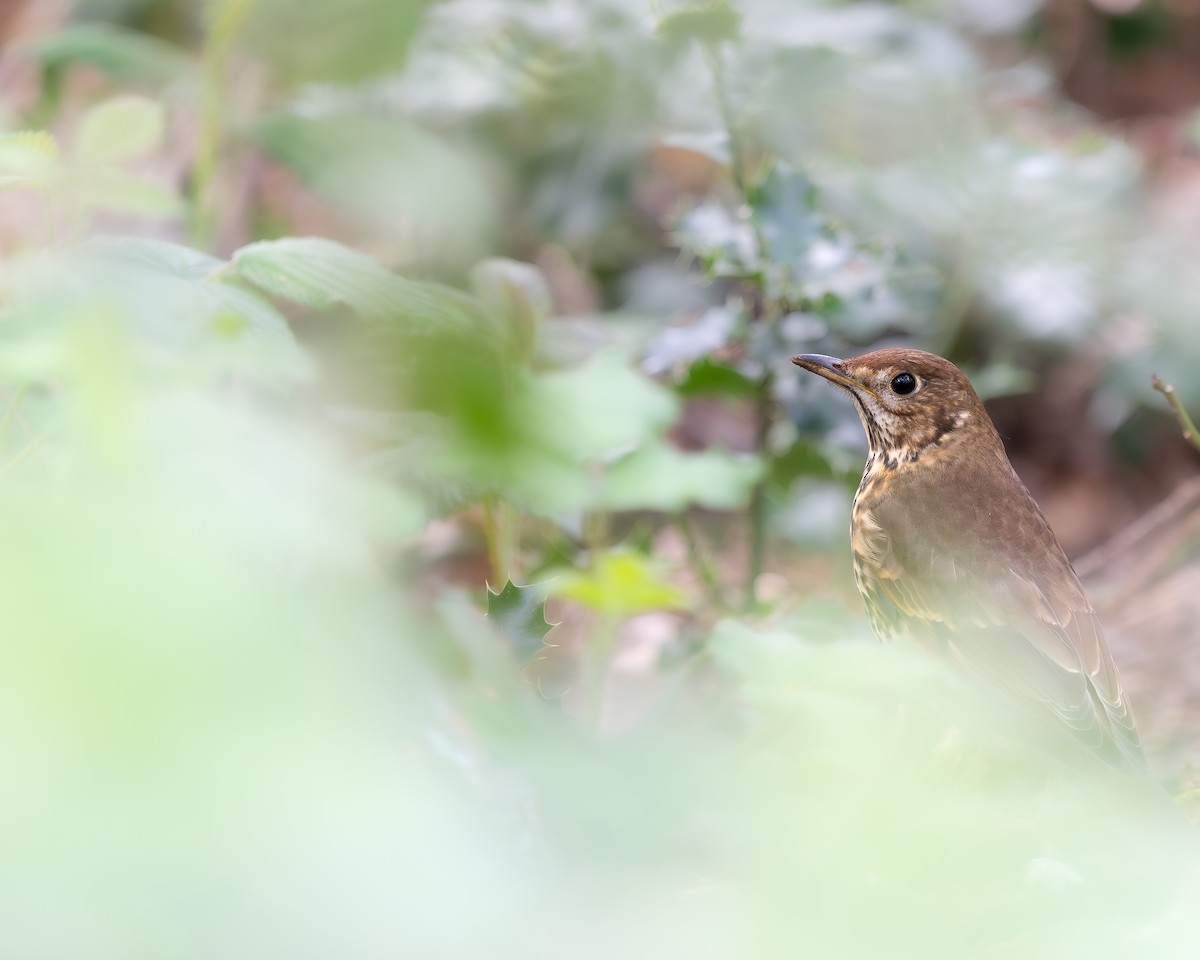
[0,245,1193,957]
[5,0,1200,956]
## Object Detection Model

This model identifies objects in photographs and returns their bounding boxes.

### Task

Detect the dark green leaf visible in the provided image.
[486,580,555,659]
[676,358,757,398]
[768,440,838,491]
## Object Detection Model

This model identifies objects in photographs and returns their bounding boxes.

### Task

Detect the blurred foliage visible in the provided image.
[1,0,1199,955]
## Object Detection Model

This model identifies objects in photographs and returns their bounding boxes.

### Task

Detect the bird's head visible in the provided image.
[792,348,1001,465]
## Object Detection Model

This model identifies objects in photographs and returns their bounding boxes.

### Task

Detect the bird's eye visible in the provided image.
[890,372,917,395]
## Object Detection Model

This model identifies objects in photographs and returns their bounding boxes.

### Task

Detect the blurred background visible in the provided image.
[4,0,1200,956]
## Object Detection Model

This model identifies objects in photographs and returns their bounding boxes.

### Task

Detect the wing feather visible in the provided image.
[853,481,1144,772]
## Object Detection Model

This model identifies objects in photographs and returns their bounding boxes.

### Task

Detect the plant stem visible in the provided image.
[677,512,724,608]
[745,371,773,608]
[703,42,770,256]
[483,496,517,585]
[192,0,255,249]
[1152,375,1200,454]
[705,43,748,196]
[702,42,779,609]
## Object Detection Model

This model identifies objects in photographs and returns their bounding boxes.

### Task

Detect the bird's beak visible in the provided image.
[792,353,869,393]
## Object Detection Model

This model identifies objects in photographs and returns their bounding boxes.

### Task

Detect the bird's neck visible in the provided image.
[858,407,994,473]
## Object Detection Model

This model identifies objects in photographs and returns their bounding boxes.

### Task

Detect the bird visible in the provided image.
[792,347,1144,773]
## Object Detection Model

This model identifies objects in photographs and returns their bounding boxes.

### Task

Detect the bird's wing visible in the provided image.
[854,499,1144,772]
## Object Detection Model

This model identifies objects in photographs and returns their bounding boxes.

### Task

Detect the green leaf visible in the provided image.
[768,440,838,490]
[253,112,494,266]
[750,165,822,269]
[676,357,757,398]
[550,550,687,617]
[239,0,425,85]
[602,442,763,512]
[77,238,312,383]
[26,24,193,82]
[84,236,224,281]
[76,95,165,165]
[523,352,679,463]
[0,131,58,186]
[470,258,550,363]
[232,237,491,336]
[79,169,183,220]
[657,1,742,46]
[485,580,556,659]
[962,361,1035,401]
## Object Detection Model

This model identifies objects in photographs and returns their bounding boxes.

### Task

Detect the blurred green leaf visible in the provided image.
[486,580,555,659]
[232,237,490,335]
[962,360,1035,401]
[238,0,426,84]
[603,442,762,512]
[79,169,183,220]
[470,258,551,364]
[525,352,678,464]
[16,240,314,385]
[551,549,686,616]
[657,1,742,46]
[86,237,223,281]
[676,357,757,398]
[26,23,192,82]
[0,131,57,187]
[76,95,164,165]
[254,111,494,264]
[768,440,838,490]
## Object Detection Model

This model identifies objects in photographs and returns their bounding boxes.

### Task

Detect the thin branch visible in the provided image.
[702,42,770,259]
[745,370,772,608]
[1152,374,1200,454]
[701,42,779,609]
[676,512,725,609]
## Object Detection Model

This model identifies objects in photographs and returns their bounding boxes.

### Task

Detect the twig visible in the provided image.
[1152,374,1200,454]
[701,42,778,609]
[745,370,772,608]
[483,496,518,585]
[192,0,255,249]
[676,512,725,608]
[702,42,770,258]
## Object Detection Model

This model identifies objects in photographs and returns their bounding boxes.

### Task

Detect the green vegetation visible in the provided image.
[2,0,1199,956]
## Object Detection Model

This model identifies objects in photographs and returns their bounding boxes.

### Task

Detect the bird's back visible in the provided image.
[852,443,1144,772]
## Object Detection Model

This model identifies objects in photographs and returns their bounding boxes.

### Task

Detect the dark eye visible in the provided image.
[891,372,917,395]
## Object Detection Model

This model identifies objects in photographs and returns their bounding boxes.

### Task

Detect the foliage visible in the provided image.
[2,0,1199,956]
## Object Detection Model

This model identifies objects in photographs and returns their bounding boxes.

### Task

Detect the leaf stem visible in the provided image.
[483,496,518,584]
[192,0,255,249]
[745,371,773,608]
[703,41,770,258]
[676,511,724,608]
[701,41,779,609]
[1152,374,1200,454]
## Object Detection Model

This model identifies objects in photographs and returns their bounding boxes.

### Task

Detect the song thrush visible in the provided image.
[792,348,1144,772]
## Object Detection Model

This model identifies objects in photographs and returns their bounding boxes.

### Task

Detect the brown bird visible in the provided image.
[793,348,1144,772]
